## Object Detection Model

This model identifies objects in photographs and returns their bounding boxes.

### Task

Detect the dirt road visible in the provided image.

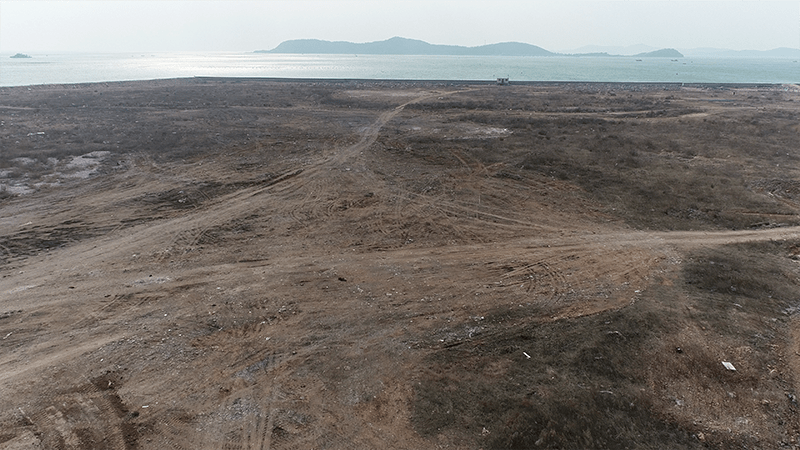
[1,79,799,449]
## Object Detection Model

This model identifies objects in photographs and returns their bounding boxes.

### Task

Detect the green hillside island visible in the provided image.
[257,37,683,58]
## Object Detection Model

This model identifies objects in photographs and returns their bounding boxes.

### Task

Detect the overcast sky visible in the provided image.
[1,1,798,53]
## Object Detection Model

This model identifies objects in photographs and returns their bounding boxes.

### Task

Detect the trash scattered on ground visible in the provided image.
[722,361,736,371]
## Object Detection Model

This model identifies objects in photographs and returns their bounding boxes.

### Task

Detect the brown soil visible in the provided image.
[1,78,800,449]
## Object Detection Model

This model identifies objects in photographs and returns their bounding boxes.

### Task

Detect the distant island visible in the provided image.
[257,37,683,58]
[10,53,31,59]
[632,48,683,58]
[259,37,554,56]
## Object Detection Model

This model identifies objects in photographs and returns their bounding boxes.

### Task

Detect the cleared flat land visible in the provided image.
[1,78,800,449]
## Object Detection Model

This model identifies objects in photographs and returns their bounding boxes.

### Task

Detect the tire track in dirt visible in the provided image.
[481,245,659,316]
[382,163,590,238]
[392,190,559,232]
[328,89,472,167]
[136,88,428,252]
[70,294,162,333]
[4,223,797,448]
[0,333,125,385]
[207,369,292,450]
[340,224,800,320]
[4,83,800,448]
[144,89,471,253]
[787,316,800,440]
[141,314,302,449]
[209,373,292,449]
[259,89,474,234]
[634,226,800,248]
[155,167,311,255]
[11,370,137,450]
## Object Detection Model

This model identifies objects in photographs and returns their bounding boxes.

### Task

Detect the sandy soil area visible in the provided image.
[1,78,800,449]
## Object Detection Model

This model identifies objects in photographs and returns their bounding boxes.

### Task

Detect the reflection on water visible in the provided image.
[1,52,798,86]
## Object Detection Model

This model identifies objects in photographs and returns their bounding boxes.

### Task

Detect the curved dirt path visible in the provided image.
[1,83,799,449]
[328,89,468,166]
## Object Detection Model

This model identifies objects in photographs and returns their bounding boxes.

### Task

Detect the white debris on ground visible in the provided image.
[11,157,37,166]
[480,127,512,136]
[0,184,35,195]
[0,151,112,196]
[130,276,172,287]
[406,124,513,140]
[63,151,110,179]
[455,125,512,139]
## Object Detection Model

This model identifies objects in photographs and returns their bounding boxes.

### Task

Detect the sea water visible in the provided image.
[0,52,798,87]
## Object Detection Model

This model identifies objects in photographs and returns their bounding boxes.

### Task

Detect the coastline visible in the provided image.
[2,75,796,91]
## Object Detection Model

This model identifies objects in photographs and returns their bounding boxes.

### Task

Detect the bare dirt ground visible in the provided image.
[1,78,800,449]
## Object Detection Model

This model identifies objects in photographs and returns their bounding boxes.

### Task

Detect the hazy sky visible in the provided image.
[1,1,798,53]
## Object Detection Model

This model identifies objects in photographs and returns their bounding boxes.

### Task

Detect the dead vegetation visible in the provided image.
[0,79,799,449]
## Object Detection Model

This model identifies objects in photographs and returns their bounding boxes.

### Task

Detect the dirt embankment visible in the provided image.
[1,79,800,449]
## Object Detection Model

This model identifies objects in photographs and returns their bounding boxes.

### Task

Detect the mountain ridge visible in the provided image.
[258,37,800,58]
[257,37,682,57]
[258,37,555,56]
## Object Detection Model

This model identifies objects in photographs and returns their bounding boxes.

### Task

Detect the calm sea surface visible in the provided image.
[1,52,798,86]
